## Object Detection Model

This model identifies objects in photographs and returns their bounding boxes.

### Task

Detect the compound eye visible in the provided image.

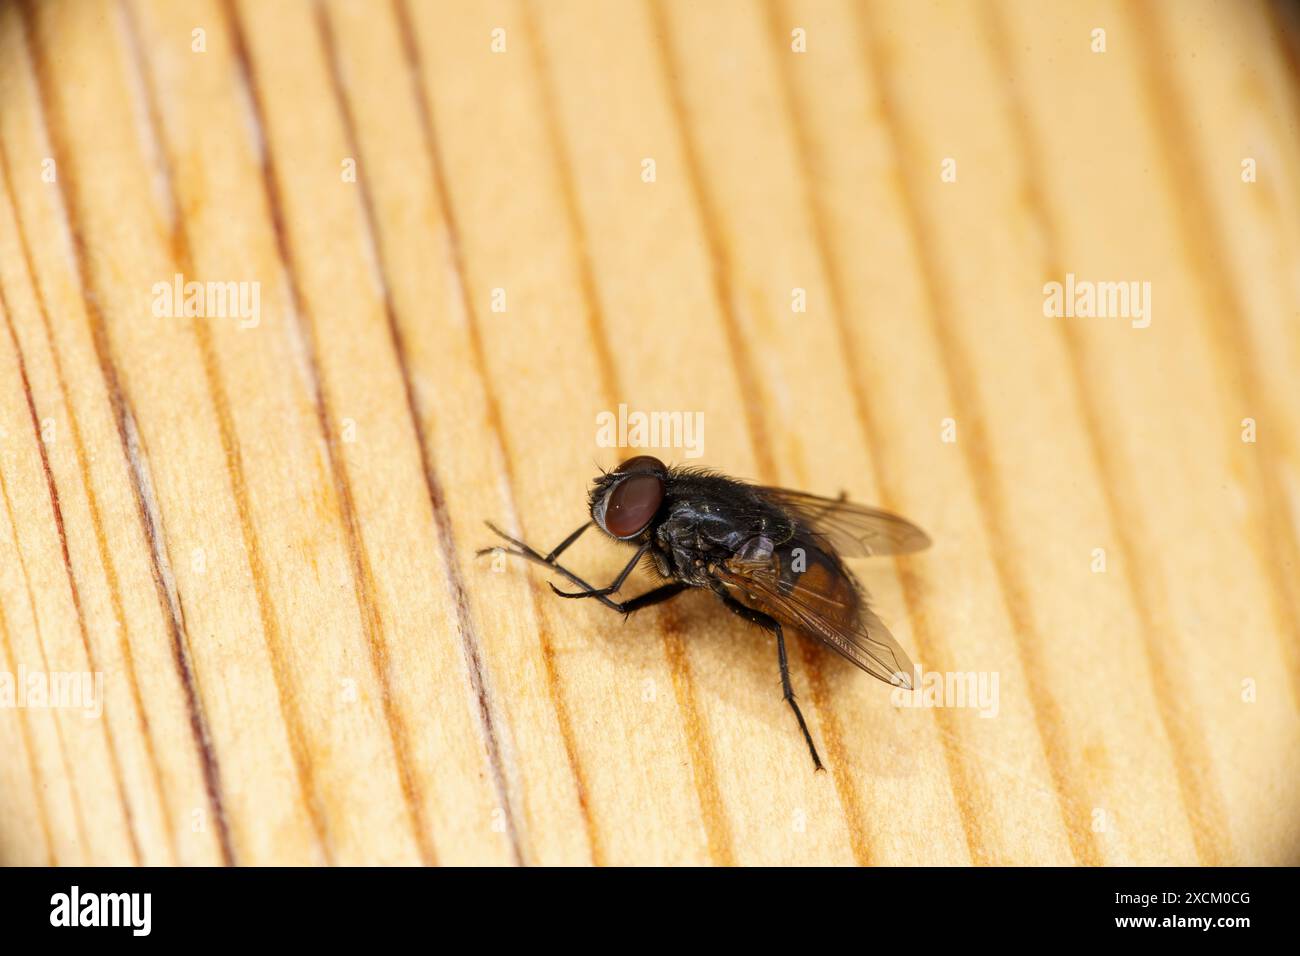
[603,474,664,538]
[614,455,665,475]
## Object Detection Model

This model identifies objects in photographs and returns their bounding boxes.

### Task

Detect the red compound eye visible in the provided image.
[614,455,665,474]
[603,473,664,538]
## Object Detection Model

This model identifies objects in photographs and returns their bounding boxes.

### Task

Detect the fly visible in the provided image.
[480,455,931,771]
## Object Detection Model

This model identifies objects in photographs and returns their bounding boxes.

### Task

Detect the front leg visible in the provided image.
[478,521,619,607]
[549,541,650,599]
[476,520,590,564]
[541,521,591,562]
[479,523,683,615]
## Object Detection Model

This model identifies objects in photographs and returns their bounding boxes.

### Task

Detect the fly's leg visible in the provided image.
[476,520,589,563]
[479,522,685,615]
[541,521,592,562]
[478,521,618,607]
[477,520,627,600]
[614,582,688,614]
[548,542,649,599]
[720,594,825,772]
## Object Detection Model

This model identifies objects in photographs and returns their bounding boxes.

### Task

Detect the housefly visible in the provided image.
[480,456,930,771]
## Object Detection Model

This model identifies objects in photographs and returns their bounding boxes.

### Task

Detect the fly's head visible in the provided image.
[590,455,667,542]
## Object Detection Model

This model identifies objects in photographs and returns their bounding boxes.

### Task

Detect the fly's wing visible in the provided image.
[714,539,916,690]
[754,486,930,557]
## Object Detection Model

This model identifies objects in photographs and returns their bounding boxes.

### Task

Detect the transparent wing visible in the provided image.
[755,487,931,557]
[713,551,916,690]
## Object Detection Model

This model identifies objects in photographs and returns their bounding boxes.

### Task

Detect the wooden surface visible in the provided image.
[0,0,1298,866]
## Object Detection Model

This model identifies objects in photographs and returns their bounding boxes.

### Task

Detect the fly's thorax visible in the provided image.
[652,507,733,587]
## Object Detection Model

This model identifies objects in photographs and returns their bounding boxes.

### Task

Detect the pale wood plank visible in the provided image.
[0,0,1294,865]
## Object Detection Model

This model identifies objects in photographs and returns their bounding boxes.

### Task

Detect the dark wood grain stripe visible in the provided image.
[854,0,1097,865]
[395,0,600,865]
[1269,0,1300,97]
[272,0,437,868]
[318,0,521,866]
[524,0,735,867]
[0,617,55,863]
[0,453,90,859]
[219,0,447,864]
[763,0,911,861]
[649,0,873,863]
[978,0,1231,866]
[0,308,56,867]
[0,135,181,863]
[646,1,781,487]
[17,0,234,865]
[1131,0,1300,712]
[385,0,531,867]
[0,263,147,865]
[762,0,984,865]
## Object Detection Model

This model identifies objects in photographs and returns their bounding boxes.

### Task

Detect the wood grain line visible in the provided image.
[979,0,1229,866]
[395,0,598,865]
[523,0,735,867]
[0,138,180,864]
[521,2,620,409]
[17,0,235,865]
[219,0,438,864]
[0,614,55,863]
[1261,3,1300,370]
[0,447,90,859]
[762,0,984,865]
[645,1,779,487]
[1270,0,1300,97]
[317,0,521,866]
[0,303,56,867]
[1131,0,1300,710]
[0,265,148,865]
[854,0,1098,865]
[648,0,868,863]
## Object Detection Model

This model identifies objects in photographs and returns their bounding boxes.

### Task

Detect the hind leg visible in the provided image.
[719,595,825,772]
